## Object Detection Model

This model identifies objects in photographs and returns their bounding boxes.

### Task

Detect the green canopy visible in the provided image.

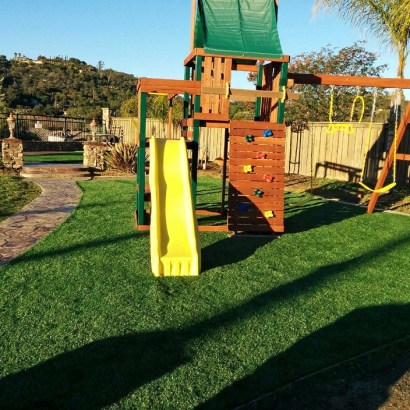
[194,0,283,59]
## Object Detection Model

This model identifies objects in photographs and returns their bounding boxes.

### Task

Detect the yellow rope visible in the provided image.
[350,95,365,123]
[327,89,365,135]
[358,89,399,194]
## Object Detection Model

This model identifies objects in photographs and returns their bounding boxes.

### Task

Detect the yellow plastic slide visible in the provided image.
[149,137,201,276]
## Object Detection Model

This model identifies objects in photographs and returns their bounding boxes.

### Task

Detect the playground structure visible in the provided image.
[136,0,410,276]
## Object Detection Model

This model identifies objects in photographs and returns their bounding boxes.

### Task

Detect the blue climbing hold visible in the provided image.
[262,129,273,137]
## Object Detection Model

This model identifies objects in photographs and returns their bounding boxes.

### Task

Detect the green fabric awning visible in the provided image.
[194,0,283,59]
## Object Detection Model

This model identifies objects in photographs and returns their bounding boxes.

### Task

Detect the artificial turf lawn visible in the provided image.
[0,175,42,222]
[23,152,83,163]
[1,177,410,409]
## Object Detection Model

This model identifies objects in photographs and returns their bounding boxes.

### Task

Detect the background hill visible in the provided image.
[0,54,137,118]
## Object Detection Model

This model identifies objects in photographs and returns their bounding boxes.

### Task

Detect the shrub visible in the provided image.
[105,142,137,173]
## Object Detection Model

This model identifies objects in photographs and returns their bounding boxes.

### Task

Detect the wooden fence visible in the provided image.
[112,117,410,183]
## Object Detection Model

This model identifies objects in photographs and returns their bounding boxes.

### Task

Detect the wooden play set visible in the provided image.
[136,0,410,236]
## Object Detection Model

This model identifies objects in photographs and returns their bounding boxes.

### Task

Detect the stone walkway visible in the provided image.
[0,178,83,266]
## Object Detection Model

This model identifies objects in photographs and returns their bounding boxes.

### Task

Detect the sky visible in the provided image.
[3,0,406,91]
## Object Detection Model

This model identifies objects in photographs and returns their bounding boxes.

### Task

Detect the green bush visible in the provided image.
[104,142,137,173]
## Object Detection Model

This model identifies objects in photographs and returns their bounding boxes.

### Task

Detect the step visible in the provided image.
[21,171,94,179]
[21,162,99,179]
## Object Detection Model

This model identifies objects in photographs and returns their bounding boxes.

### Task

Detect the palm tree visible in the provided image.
[313,0,410,78]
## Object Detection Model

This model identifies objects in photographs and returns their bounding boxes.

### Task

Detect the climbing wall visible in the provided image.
[228,121,286,233]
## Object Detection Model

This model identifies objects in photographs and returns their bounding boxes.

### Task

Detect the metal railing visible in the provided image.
[0,114,88,141]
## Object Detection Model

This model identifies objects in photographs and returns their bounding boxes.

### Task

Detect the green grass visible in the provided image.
[0,176,42,222]
[1,177,410,409]
[23,152,83,163]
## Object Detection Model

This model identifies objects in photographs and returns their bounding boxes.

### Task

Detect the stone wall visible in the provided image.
[1,138,24,169]
[83,141,108,170]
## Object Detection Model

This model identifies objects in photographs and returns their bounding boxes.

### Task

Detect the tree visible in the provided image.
[314,0,410,79]
[286,42,387,131]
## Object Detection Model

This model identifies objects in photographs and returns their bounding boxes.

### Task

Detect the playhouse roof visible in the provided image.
[194,0,283,59]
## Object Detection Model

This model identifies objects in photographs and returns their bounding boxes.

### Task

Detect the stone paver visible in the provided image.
[0,178,83,266]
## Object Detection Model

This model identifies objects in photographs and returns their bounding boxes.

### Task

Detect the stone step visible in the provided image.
[21,171,94,179]
[20,162,101,179]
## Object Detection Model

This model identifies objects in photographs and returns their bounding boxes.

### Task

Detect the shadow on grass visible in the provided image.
[198,304,410,410]
[2,234,410,409]
[284,193,366,234]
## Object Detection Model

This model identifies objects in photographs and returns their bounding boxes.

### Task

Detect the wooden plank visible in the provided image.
[194,112,230,121]
[229,209,285,217]
[184,48,290,65]
[230,180,285,189]
[228,198,285,208]
[201,57,213,113]
[198,225,230,232]
[137,78,201,95]
[202,87,299,100]
[232,63,259,72]
[228,195,284,204]
[199,120,230,128]
[229,158,285,167]
[211,58,222,114]
[184,48,198,66]
[227,223,284,233]
[229,165,285,176]
[229,165,285,174]
[229,172,285,182]
[229,144,285,153]
[228,187,284,196]
[230,136,285,145]
[221,58,233,116]
[396,153,410,161]
[289,73,410,89]
[230,151,285,159]
[230,121,285,130]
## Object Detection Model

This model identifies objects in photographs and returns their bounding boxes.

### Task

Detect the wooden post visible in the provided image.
[277,62,288,123]
[254,64,264,121]
[221,128,229,215]
[190,0,196,51]
[136,91,147,226]
[367,101,410,213]
[168,95,173,139]
[191,55,203,206]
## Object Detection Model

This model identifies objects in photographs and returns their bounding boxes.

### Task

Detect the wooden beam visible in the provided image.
[289,73,410,89]
[190,0,196,51]
[396,153,410,161]
[137,78,201,95]
[367,102,410,213]
[184,48,290,66]
[201,86,299,101]
[232,62,259,72]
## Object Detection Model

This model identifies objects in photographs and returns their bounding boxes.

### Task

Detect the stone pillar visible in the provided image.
[83,141,107,171]
[102,107,111,134]
[1,138,24,170]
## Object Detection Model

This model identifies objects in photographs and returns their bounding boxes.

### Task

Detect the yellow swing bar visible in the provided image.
[358,89,399,193]
[327,87,365,134]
